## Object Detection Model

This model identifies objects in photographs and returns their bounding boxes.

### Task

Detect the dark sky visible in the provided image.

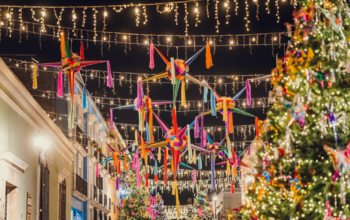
[0,0,295,210]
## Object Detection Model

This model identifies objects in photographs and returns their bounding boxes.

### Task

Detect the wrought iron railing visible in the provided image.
[73,173,88,197]
[99,189,103,204]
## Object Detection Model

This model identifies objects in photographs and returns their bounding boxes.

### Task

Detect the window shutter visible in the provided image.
[40,164,50,220]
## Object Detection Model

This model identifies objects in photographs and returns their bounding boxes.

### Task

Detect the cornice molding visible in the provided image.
[0,152,29,173]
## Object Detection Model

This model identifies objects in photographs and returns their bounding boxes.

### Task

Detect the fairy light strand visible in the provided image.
[143,6,148,24]
[215,0,220,33]
[195,1,200,27]
[266,0,270,14]
[225,0,230,24]
[175,3,178,25]
[184,3,189,35]
[275,0,280,23]
[245,0,250,31]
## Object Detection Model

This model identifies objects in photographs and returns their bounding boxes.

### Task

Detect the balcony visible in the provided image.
[72,173,88,201]
[88,184,111,214]
[104,194,107,208]
[108,164,116,177]
[109,198,111,210]
[99,189,103,204]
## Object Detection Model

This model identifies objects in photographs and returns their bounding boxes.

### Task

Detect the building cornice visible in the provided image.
[0,152,29,173]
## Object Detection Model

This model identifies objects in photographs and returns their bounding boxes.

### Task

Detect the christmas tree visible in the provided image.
[153,193,168,220]
[119,169,151,220]
[190,180,213,220]
[242,0,350,219]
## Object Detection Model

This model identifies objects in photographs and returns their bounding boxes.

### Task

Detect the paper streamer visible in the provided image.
[201,114,204,148]
[170,57,176,85]
[231,180,235,193]
[181,80,186,106]
[149,43,155,69]
[68,104,75,129]
[57,70,63,97]
[80,41,85,60]
[205,43,213,69]
[255,117,259,137]
[203,131,207,147]
[227,136,232,159]
[116,177,119,190]
[203,82,208,103]
[146,122,150,143]
[32,64,38,89]
[135,130,139,146]
[226,160,230,175]
[96,163,99,177]
[193,169,197,183]
[193,149,197,164]
[187,125,192,164]
[198,154,202,170]
[124,155,127,170]
[110,108,114,130]
[229,113,233,134]
[132,143,135,152]
[60,31,65,58]
[137,79,143,110]
[211,90,216,116]
[132,154,136,170]
[164,148,168,184]
[136,149,141,187]
[194,116,199,138]
[82,85,87,109]
[246,78,251,106]
[158,147,161,161]
[211,153,216,189]
[149,109,153,143]
[106,61,114,88]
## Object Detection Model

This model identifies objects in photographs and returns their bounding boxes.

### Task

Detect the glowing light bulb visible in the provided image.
[73,14,77,19]
[135,7,139,13]
[43,67,47,70]
[0,22,3,26]
[274,36,277,41]
[6,13,10,18]
[195,7,198,13]
[252,37,256,41]
[21,26,25,30]
[165,6,169,12]
[219,78,222,83]
[41,11,46,17]
[104,11,108,17]
[230,40,234,45]
[209,40,213,44]
[123,35,127,40]
[225,2,228,7]
[103,36,106,40]
[167,37,171,42]
[188,40,192,44]
[16,63,19,67]
[144,40,148,44]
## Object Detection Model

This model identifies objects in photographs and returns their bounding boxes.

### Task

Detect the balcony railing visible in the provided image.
[104,194,107,207]
[93,185,98,200]
[73,173,88,198]
[109,198,111,210]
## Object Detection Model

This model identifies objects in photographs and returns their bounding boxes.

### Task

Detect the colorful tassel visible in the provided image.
[116,177,119,190]
[198,154,202,170]
[193,149,197,164]
[80,41,85,60]
[60,31,65,58]
[246,78,251,106]
[135,130,139,146]
[181,80,186,106]
[203,131,207,147]
[223,98,228,121]
[172,181,176,195]
[136,149,141,187]
[227,136,232,159]
[82,85,87,109]
[106,61,114,88]
[57,70,63,97]
[201,114,204,147]
[194,116,199,138]
[210,90,216,116]
[193,169,197,183]
[211,153,216,189]
[187,125,192,164]
[175,181,180,218]
[137,78,143,110]
[226,160,230,175]
[255,117,259,137]
[132,154,136,170]
[164,148,168,184]
[96,163,99,177]
[203,82,208,103]
[233,166,237,177]
[158,147,161,161]
[205,43,213,69]
[232,146,236,164]
[149,109,153,143]
[124,155,127,170]
[154,174,158,182]
[229,113,233,134]
[172,108,178,134]
[146,122,150,143]
[32,64,38,89]
[149,43,155,69]
[110,108,114,130]
[145,172,149,187]
[231,181,235,194]
[170,57,176,85]
[68,104,75,129]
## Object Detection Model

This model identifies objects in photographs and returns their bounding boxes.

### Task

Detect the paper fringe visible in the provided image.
[132,154,136,170]
[60,31,65,58]
[181,80,186,106]
[175,180,180,217]
[194,116,199,138]
[138,110,142,132]
[232,146,236,164]
[155,174,158,182]
[82,85,87,109]
[57,70,63,97]
[223,98,228,121]
[193,169,197,183]
[149,109,153,143]
[164,148,168,184]
[170,57,176,85]
[246,78,251,106]
[32,64,38,89]
[229,113,233,134]
[154,160,158,175]
[135,129,139,146]
[116,177,119,190]
[124,155,127,170]
[110,108,114,130]
[211,153,216,190]
[211,90,216,116]
[226,160,230,175]
[136,149,141,187]
[106,61,114,88]
[137,79,143,109]
[227,136,232,159]
[68,104,75,129]
[198,154,202,170]
[231,180,235,194]
[96,163,99,177]
[146,172,149,187]
[146,122,150,143]
[255,117,259,137]
[193,149,197,164]
[187,125,192,164]
[149,43,155,69]
[201,114,204,147]
[158,147,161,161]
[203,83,208,103]
[80,41,85,60]
[172,108,178,134]
[205,43,213,69]
[172,181,176,195]
[203,131,207,147]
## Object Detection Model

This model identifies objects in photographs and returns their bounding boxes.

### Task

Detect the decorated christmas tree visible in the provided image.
[119,169,151,220]
[190,180,213,220]
[242,0,350,219]
[153,193,168,220]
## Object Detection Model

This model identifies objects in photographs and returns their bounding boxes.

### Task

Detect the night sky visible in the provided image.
[0,0,295,211]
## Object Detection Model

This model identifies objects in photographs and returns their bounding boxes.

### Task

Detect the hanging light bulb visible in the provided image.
[225,2,228,7]
[104,11,108,17]
[252,37,256,42]
[165,6,169,12]
[103,36,107,41]
[209,40,213,44]
[167,37,171,42]
[230,40,234,45]
[124,35,127,40]
[195,7,198,13]
[144,40,148,44]
[41,11,46,17]
[73,14,77,19]
[274,36,277,41]
[135,7,139,13]
[188,40,192,45]
[6,13,10,18]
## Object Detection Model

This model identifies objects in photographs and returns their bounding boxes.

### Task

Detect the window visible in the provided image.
[40,164,50,220]
[93,208,98,220]
[4,185,16,220]
[59,179,66,220]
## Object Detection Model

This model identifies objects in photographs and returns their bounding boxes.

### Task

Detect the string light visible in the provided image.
[225,0,230,24]
[245,0,250,31]
[72,7,77,36]
[234,0,238,15]
[82,7,87,27]
[174,3,178,25]
[184,3,189,36]
[275,0,280,23]
[195,1,200,27]
[215,0,220,33]
[93,8,98,42]
[135,7,140,26]
[266,0,270,14]
[255,0,259,20]
[142,6,148,24]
